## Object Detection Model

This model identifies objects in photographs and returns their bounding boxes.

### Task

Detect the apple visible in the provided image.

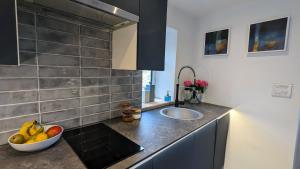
[46,126,62,138]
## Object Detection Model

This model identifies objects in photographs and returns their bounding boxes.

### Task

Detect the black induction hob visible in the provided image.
[63,123,144,169]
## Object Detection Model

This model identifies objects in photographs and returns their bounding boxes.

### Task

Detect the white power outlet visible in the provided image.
[272,84,293,98]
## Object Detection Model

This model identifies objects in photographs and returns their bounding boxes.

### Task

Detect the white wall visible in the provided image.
[154,27,177,100]
[192,0,300,169]
[167,4,198,84]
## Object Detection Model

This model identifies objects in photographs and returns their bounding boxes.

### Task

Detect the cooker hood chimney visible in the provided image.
[30,0,139,29]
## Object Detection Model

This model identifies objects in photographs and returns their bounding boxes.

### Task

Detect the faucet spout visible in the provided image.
[177,66,196,84]
[175,66,196,107]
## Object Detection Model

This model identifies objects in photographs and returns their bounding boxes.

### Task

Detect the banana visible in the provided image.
[28,123,44,136]
[29,125,37,136]
[19,121,37,141]
[26,127,44,143]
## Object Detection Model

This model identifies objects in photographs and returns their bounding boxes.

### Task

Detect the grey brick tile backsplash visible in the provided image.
[111,69,133,77]
[81,68,110,77]
[111,85,132,94]
[133,84,142,91]
[19,39,36,52]
[0,79,38,92]
[81,58,111,68]
[82,112,110,126]
[111,93,132,102]
[0,103,38,119]
[132,98,142,108]
[0,130,18,146]
[111,77,133,85]
[40,98,80,113]
[18,11,35,25]
[0,65,37,78]
[81,95,110,107]
[111,109,123,119]
[47,118,80,130]
[80,25,111,40]
[81,47,111,59]
[37,28,79,45]
[19,52,37,65]
[133,75,143,84]
[0,91,38,105]
[80,36,110,49]
[41,108,80,124]
[39,78,80,89]
[37,41,80,56]
[18,24,36,39]
[37,15,79,34]
[38,54,80,67]
[81,78,110,87]
[132,91,142,99]
[81,103,110,116]
[39,88,80,101]
[39,66,80,78]
[0,6,142,145]
[81,86,110,97]
[0,114,39,133]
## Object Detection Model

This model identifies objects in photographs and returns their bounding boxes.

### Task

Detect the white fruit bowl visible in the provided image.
[8,125,64,152]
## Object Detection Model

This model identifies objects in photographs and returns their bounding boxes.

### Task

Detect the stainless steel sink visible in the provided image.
[160,107,204,120]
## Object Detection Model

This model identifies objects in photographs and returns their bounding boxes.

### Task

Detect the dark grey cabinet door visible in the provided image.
[153,134,194,169]
[135,159,153,169]
[137,0,168,70]
[0,0,19,65]
[214,114,230,169]
[100,0,140,16]
[193,121,217,169]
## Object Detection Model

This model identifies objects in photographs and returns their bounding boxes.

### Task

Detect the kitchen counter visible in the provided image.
[105,103,231,169]
[0,103,231,169]
[0,139,86,169]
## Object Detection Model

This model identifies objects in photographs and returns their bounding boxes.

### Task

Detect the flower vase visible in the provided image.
[184,89,192,101]
[189,91,203,104]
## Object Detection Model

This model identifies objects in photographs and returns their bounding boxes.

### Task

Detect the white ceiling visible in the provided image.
[168,0,254,17]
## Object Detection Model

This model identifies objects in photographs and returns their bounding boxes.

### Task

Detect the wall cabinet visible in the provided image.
[0,0,167,70]
[132,114,230,169]
[137,0,168,70]
[111,0,168,71]
[0,0,19,65]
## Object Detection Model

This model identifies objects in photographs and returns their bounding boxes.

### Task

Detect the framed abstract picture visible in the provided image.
[248,17,290,53]
[204,29,230,56]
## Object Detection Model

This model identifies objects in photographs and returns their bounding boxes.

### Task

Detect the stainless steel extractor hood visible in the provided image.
[30,0,139,29]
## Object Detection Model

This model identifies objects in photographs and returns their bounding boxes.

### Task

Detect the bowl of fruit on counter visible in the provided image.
[8,120,64,152]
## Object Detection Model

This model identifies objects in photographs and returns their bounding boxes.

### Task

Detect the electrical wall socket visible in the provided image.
[271,84,293,98]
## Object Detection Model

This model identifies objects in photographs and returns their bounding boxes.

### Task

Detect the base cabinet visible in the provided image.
[133,114,230,169]
[214,114,230,169]
[192,121,217,169]
[135,122,217,169]
[153,134,195,169]
[135,159,153,169]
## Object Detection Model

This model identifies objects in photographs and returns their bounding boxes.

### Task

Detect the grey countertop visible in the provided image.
[0,103,231,169]
[0,139,86,169]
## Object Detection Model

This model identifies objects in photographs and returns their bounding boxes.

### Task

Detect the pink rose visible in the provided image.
[195,80,208,87]
[203,80,208,87]
[184,80,193,87]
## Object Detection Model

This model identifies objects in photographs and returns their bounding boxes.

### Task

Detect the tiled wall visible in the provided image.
[0,2,142,145]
